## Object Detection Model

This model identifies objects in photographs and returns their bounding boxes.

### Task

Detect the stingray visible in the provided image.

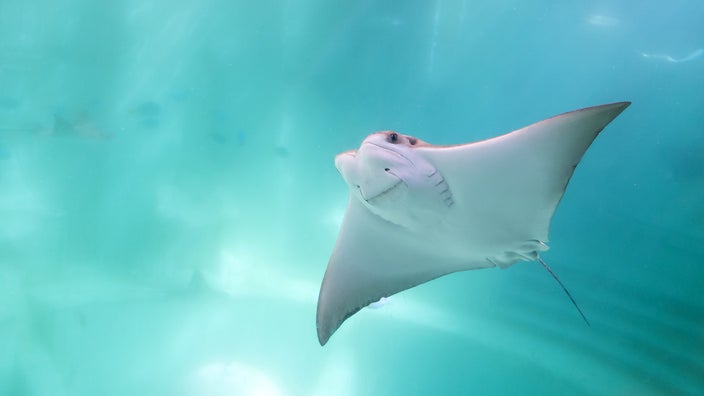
[316,102,630,345]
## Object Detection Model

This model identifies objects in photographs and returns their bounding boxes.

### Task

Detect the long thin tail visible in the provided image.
[536,256,590,326]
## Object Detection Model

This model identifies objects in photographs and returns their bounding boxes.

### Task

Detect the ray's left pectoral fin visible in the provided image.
[416,102,631,244]
[316,198,459,346]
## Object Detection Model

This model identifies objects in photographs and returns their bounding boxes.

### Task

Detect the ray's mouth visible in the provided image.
[358,171,404,202]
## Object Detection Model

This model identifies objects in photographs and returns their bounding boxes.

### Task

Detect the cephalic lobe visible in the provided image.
[335,131,454,230]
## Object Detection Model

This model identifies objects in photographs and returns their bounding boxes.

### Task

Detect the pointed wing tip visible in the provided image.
[558,101,630,133]
[592,101,631,116]
[593,101,631,126]
[598,101,631,122]
[316,291,363,346]
[316,309,330,346]
[316,313,336,346]
[578,101,631,115]
[608,100,631,111]
[316,296,337,346]
[316,305,329,346]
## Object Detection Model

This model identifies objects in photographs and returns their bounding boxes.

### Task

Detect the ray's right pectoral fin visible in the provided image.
[316,198,459,346]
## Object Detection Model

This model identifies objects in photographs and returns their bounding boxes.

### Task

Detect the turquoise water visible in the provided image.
[1,1,702,395]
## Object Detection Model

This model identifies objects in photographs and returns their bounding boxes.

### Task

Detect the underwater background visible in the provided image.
[1,0,702,395]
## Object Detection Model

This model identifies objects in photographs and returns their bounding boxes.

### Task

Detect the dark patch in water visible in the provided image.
[666,140,704,181]
[273,145,289,158]
[210,132,228,144]
[53,114,75,135]
[130,101,161,118]
[129,101,161,129]
[169,89,191,102]
[0,96,19,109]
[210,129,246,146]
[140,117,160,129]
[43,112,110,139]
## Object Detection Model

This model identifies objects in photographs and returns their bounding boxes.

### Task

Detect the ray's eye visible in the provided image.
[388,132,399,143]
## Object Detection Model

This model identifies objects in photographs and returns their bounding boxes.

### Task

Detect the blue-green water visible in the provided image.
[1,1,702,395]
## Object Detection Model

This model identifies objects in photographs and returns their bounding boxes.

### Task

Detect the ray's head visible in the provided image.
[334,131,452,229]
[334,131,425,201]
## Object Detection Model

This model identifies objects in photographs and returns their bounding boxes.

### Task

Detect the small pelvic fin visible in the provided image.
[536,256,590,326]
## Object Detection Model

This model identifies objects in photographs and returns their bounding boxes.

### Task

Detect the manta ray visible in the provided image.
[316,102,630,346]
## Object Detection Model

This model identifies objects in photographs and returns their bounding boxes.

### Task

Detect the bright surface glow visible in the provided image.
[191,362,283,396]
[205,247,318,304]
